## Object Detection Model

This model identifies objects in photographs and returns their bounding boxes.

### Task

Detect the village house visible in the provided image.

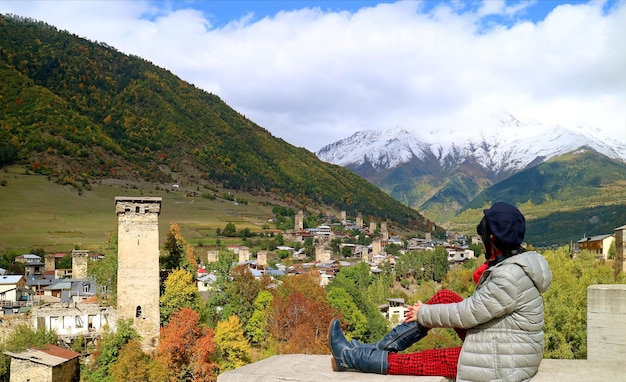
[41,279,96,303]
[0,275,33,314]
[14,254,42,264]
[24,260,45,280]
[4,344,80,382]
[30,301,116,346]
[446,246,476,265]
[379,298,409,325]
[577,234,615,259]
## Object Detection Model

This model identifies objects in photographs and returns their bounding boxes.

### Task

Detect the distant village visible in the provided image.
[1,197,625,381]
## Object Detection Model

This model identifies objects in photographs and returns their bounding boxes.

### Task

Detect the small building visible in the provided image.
[4,344,80,382]
[31,302,117,346]
[14,254,42,264]
[379,298,409,325]
[446,246,475,264]
[0,275,33,313]
[577,234,615,259]
[25,261,45,279]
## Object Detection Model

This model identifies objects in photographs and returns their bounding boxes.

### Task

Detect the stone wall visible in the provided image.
[9,358,50,382]
[0,315,31,343]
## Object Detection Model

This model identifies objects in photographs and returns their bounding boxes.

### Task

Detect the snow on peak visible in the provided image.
[317,115,626,174]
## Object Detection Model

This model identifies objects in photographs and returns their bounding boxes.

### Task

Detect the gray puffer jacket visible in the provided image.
[418,251,552,382]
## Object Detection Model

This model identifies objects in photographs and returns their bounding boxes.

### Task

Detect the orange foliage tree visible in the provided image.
[267,270,338,354]
[155,308,219,381]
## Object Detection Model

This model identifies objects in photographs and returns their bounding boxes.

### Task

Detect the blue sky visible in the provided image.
[186,0,617,28]
[0,1,624,151]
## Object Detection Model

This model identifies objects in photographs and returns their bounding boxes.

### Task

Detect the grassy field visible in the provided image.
[0,166,279,254]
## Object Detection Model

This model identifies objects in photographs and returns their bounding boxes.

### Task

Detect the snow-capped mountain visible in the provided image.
[317,114,626,175]
[316,114,626,223]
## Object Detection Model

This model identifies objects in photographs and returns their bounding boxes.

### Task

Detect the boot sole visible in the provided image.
[331,356,341,371]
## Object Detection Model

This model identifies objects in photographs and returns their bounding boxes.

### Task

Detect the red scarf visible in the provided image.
[473,262,488,285]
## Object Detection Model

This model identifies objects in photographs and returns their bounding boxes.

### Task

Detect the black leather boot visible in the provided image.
[352,321,428,352]
[329,318,389,374]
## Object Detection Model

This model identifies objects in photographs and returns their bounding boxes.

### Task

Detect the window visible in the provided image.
[75,316,83,328]
[83,284,89,294]
[135,206,140,213]
[88,315,95,330]
[136,306,142,318]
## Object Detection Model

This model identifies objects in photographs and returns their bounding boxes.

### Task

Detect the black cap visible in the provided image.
[482,202,525,251]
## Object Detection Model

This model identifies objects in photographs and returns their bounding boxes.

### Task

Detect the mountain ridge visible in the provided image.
[316,114,626,229]
[0,14,443,235]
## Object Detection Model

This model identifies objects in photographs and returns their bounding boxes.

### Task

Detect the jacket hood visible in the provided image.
[508,251,552,293]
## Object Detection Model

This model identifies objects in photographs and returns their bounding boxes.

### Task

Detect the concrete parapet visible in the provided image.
[218,284,626,382]
[587,284,626,361]
[217,355,626,382]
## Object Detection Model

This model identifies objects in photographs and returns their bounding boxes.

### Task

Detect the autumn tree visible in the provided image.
[110,339,150,382]
[161,223,197,273]
[214,315,251,371]
[267,271,338,354]
[156,308,218,381]
[160,268,201,325]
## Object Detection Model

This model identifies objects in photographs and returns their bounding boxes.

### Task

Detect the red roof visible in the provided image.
[40,344,80,360]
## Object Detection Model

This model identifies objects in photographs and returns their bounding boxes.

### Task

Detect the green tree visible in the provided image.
[327,287,368,340]
[222,223,237,237]
[543,248,616,359]
[83,320,138,382]
[328,262,389,343]
[218,265,261,324]
[0,324,58,380]
[88,232,118,304]
[245,290,274,344]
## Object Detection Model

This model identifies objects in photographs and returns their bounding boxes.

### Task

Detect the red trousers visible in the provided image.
[387,289,464,378]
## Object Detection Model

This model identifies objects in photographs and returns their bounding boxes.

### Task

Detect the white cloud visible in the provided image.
[1,0,624,151]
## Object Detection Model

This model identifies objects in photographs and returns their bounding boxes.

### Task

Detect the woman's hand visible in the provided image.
[404,301,423,323]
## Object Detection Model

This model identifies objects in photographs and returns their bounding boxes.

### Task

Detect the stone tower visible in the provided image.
[369,221,377,233]
[115,196,162,351]
[44,254,56,272]
[295,210,304,231]
[71,249,89,279]
[356,213,363,228]
[381,221,389,241]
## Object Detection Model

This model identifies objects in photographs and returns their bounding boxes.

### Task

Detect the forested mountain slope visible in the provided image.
[0,14,441,233]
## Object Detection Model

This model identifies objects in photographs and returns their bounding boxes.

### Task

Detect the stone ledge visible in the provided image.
[217,355,626,382]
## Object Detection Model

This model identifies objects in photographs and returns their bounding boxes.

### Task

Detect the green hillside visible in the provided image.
[0,14,442,235]
[450,148,626,246]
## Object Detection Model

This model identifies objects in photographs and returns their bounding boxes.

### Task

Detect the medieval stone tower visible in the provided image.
[71,249,89,279]
[356,213,363,228]
[115,196,162,351]
[295,210,304,231]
